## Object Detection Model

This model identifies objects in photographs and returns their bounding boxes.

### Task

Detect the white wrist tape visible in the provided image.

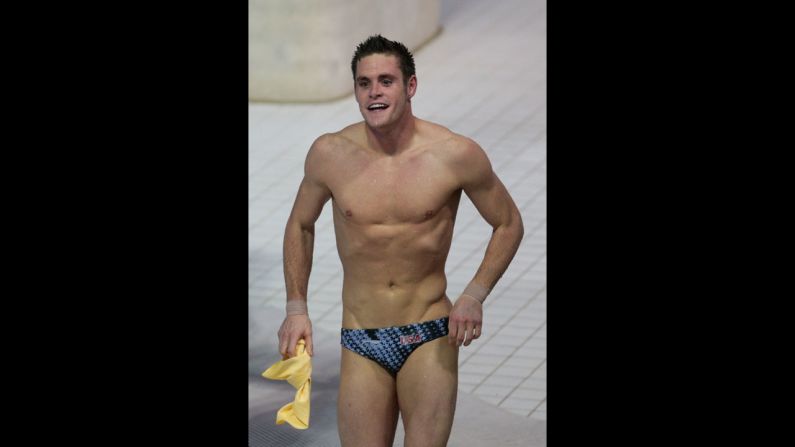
[460,281,490,304]
[286,299,308,316]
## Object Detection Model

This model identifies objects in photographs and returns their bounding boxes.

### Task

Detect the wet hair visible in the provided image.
[351,34,416,85]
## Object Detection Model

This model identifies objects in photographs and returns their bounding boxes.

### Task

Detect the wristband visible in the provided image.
[286,299,308,316]
[460,281,490,304]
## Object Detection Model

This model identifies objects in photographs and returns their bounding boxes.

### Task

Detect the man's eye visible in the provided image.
[383,80,392,85]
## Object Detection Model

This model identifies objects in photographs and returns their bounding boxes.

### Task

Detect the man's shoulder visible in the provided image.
[417,119,456,141]
[311,123,364,153]
[417,121,482,162]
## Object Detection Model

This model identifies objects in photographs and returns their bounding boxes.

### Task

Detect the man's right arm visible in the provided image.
[279,136,333,357]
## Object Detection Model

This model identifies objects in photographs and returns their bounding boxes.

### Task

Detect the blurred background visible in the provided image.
[249,0,546,445]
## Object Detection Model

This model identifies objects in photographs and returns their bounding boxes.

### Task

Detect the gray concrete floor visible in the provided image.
[249,0,546,444]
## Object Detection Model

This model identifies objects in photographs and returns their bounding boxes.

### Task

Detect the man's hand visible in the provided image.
[278,314,314,357]
[448,295,483,347]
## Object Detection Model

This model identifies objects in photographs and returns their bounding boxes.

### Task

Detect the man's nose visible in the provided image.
[369,84,382,98]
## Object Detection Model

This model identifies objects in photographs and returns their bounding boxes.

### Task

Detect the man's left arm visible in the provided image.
[448,139,525,347]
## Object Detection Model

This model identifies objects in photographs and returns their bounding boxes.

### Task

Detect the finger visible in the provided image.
[305,333,314,357]
[448,320,458,344]
[456,322,466,347]
[287,332,299,358]
[472,325,481,339]
[463,322,475,346]
[278,329,288,357]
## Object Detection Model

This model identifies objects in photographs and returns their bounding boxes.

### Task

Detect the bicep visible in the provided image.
[289,138,333,227]
[465,172,518,229]
[289,176,331,228]
[459,143,519,228]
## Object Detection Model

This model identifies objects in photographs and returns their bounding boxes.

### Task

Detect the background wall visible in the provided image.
[249,0,441,102]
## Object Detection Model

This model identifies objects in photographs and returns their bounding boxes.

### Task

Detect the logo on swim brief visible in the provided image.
[400,334,422,345]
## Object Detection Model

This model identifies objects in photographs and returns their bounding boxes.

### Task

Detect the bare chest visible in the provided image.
[330,153,459,224]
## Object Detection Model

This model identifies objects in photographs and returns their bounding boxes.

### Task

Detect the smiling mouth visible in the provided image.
[367,103,389,111]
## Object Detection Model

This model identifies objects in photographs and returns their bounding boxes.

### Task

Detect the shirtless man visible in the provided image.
[277,35,524,446]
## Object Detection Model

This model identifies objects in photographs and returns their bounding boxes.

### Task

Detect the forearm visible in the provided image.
[283,218,315,303]
[278,218,317,357]
[449,218,523,347]
[470,216,524,292]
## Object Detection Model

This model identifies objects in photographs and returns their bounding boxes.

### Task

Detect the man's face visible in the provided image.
[354,54,416,130]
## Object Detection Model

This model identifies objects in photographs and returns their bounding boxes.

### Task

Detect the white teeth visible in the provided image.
[368,104,388,110]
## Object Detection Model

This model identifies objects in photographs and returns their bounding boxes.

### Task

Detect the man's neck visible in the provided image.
[364,112,416,156]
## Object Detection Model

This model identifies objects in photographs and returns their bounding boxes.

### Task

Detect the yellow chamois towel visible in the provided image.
[262,339,312,429]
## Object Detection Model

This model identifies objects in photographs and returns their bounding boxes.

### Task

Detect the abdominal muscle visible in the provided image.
[340,274,452,329]
[335,218,455,329]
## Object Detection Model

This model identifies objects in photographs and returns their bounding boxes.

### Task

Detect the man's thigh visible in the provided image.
[396,337,459,447]
[338,347,399,447]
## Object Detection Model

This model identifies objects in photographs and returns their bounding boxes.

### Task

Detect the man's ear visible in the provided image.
[407,75,417,99]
